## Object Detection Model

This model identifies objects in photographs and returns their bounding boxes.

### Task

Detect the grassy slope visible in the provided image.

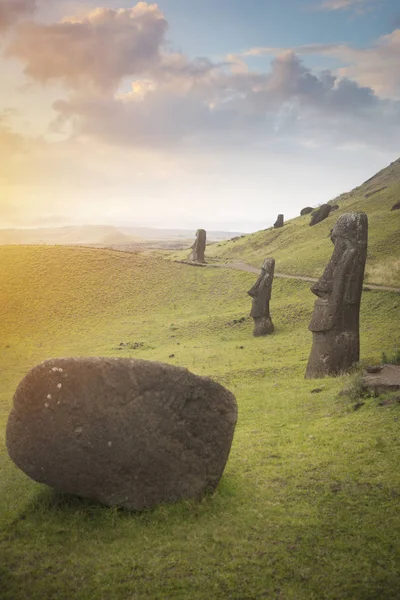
[171,159,400,287]
[1,245,400,599]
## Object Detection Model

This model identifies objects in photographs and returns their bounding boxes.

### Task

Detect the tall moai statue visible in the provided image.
[247,258,275,336]
[305,213,368,379]
[274,214,284,228]
[190,229,206,263]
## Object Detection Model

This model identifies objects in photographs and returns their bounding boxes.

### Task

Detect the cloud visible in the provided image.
[7,3,168,90]
[241,28,400,100]
[317,0,377,12]
[0,0,36,32]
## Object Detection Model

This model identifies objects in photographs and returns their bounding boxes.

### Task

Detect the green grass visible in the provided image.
[1,245,400,599]
[171,168,400,287]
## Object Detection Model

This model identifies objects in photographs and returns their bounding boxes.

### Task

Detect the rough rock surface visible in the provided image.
[362,365,400,395]
[6,357,238,511]
[273,214,284,228]
[330,204,339,212]
[310,204,332,226]
[305,212,368,378]
[391,201,400,211]
[247,258,275,336]
[300,207,314,216]
[190,229,206,263]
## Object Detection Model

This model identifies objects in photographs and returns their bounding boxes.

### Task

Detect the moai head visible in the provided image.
[190,229,206,263]
[306,212,368,378]
[247,258,275,335]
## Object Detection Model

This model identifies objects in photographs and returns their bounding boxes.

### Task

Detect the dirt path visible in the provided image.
[211,261,400,293]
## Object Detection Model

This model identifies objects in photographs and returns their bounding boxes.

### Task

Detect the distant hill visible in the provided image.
[0,225,139,246]
[173,157,400,287]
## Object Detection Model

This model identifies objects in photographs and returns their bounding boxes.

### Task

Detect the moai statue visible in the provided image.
[305,212,368,379]
[247,258,275,336]
[190,229,206,263]
[274,214,284,228]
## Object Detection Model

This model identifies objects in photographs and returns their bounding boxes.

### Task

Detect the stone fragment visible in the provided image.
[247,258,275,336]
[190,229,206,263]
[6,357,238,511]
[305,213,368,378]
[361,365,400,395]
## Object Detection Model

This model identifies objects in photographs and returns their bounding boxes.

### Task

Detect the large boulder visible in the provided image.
[6,357,238,511]
[310,204,332,226]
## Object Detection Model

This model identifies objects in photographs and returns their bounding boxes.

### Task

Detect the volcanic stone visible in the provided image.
[310,204,332,226]
[6,357,238,511]
[300,207,314,216]
[391,201,400,211]
[305,212,368,378]
[190,229,206,263]
[273,214,284,228]
[362,365,400,395]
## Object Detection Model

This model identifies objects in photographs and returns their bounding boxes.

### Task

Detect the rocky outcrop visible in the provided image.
[6,357,238,511]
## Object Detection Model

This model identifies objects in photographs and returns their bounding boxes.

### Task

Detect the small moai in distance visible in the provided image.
[301,206,314,216]
[305,212,368,379]
[274,214,284,228]
[247,258,275,336]
[190,229,206,263]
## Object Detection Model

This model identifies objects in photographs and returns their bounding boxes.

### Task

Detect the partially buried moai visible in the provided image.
[274,214,284,228]
[305,212,368,379]
[190,229,206,263]
[247,258,275,336]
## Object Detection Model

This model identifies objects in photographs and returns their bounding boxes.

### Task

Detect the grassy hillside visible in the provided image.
[1,245,400,599]
[172,159,400,287]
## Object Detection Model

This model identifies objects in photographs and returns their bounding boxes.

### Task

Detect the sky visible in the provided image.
[0,0,399,232]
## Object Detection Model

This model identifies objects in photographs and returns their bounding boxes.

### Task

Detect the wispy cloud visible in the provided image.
[317,0,378,13]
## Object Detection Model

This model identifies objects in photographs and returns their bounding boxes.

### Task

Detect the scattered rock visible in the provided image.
[378,395,400,407]
[330,204,339,212]
[391,201,400,211]
[362,364,400,395]
[311,388,323,394]
[169,354,175,358]
[309,204,332,226]
[300,207,313,216]
[6,357,238,511]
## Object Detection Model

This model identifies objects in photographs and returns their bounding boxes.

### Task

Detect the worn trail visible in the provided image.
[211,261,400,293]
